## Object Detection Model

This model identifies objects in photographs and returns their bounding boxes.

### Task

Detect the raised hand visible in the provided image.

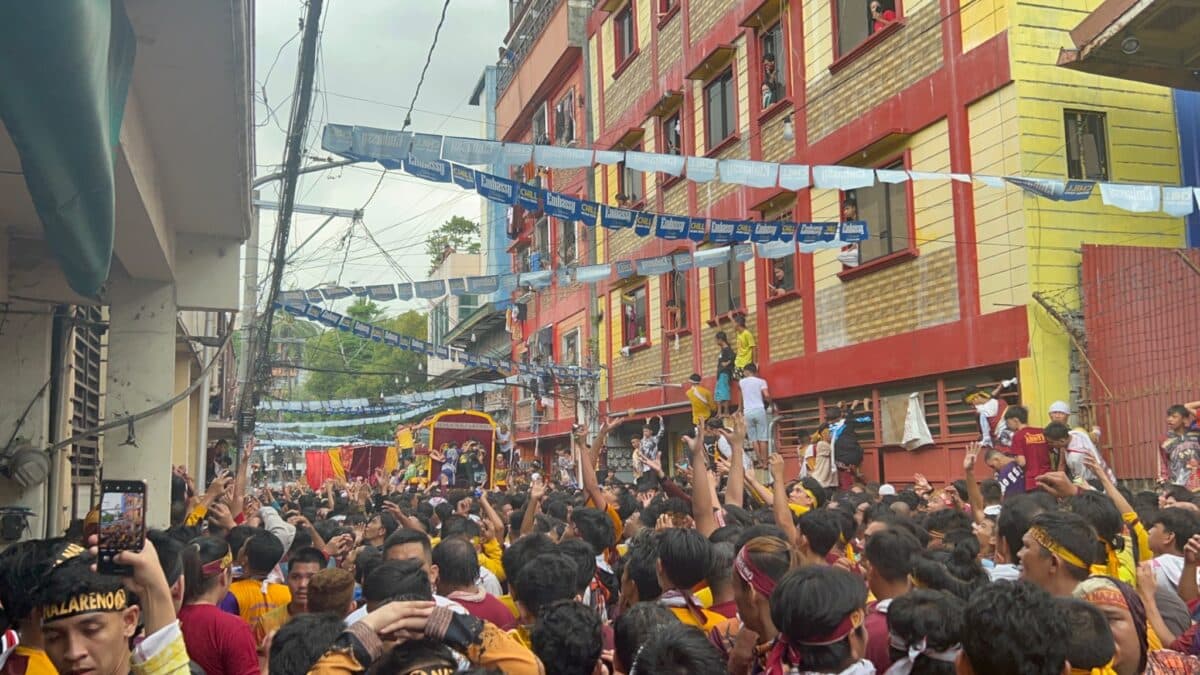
[963,442,980,472]
[1183,534,1200,566]
[768,452,786,480]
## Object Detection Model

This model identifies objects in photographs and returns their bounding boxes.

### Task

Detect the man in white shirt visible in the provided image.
[1147,508,1200,593]
[738,363,774,466]
[1044,421,1115,485]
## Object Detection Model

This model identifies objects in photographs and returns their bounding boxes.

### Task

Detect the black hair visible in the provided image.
[571,507,616,553]
[864,528,921,583]
[354,545,384,586]
[627,621,726,675]
[0,538,67,626]
[996,493,1046,561]
[1150,508,1200,554]
[367,639,457,675]
[373,512,399,540]
[911,537,989,601]
[431,537,480,590]
[658,528,712,589]
[290,546,327,570]
[243,530,285,574]
[961,581,1068,675]
[383,528,432,560]
[1027,511,1098,582]
[148,529,185,587]
[556,538,600,595]
[923,508,973,539]
[614,602,679,672]
[886,590,965,675]
[715,330,728,343]
[624,531,664,602]
[1003,405,1029,424]
[269,612,346,675]
[440,514,480,541]
[796,509,843,557]
[502,533,556,582]
[530,600,603,675]
[980,479,1002,504]
[770,566,867,671]
[949,480,969,502]
[543,496,571,522]
[362,559,433,606]
[706,541,736,590]
[1043,421,1071,441]
[227,525,258,562]
[35,554,126,619]
[183,536,232,603]
[512,552,579,617]
[744,363,758,374]
[961,385,984,403]
[1168,404,1192,418]
[1056,597,1115,671]
[1068,490,1126,562]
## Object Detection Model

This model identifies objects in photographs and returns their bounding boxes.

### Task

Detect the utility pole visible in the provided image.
[237,0,325,446]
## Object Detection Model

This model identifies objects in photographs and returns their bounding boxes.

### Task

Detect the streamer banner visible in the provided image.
[476,172,517,204]
[637,256,674,275]
[305,289,325,303]
[634,211,656,236]
[694,247,730,268]
[733,221,754,243]
[447,278,467,296]
[465,275,500,294]
[615,260,636,278]
[839,220,869,242]
[403,157,451,183]
[498,143,533,167]
[414,279,447,299]
[674,252,695,271]
[734,244,756,262]
[320,286,353,301]
[687,156,719,182]
[720,159,779,188]
[813,166,876,190]
[396,283,414,301]
[442,136,501,166]
[517,183,544,212]
[657,214,688,240]
[409,133,444,162]
[688,218,707,242]
[758,240,796,259]
[778,164,810,190]
[876,169,909,184]
[627,150,685,177]
[1099,183,1160,212]
[709,219,739,243]
[579,201,600,226]
[1162,187,1197,217]
[752,221,782,243]
[367,284,397,302]
[544,191,581,220]
[602,206,636,230]
[450,164,476,189]
[575,264,612,283]
[534,145,594,169]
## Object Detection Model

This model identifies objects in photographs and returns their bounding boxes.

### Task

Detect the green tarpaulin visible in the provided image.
[0,0,135,296]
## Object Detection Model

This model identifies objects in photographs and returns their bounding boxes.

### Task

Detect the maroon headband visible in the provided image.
[735,546,778,597]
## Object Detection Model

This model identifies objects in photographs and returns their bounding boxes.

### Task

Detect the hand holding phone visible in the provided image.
[98,479,147,575]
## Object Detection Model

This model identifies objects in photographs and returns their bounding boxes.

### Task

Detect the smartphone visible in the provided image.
[98,479,147,575]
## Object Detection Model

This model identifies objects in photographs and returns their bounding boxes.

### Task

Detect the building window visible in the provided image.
[663,112,682,155]
[431,302,450,346]
[558,219,578,266]
[615,5,635,65]
[760,23,786,107]
[840,160,910,267]
[617,146,645,204]
[835,0,898,56]
[532,216,550,270]
[560,328,580,366]
[1064,110,1109,181]
[704,68,736,150]
[621,285,649,347]
[768,257,796,297]
[666,268,688,331]
[658,0,679,14]
[459,293,482,316]
[532,102,549,145]
[712,256,743,316]
[555,90,576,145]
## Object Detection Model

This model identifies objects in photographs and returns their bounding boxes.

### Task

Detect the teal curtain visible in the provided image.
[0,0,135,296]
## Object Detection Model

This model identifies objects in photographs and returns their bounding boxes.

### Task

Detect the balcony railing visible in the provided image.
[497,0,567,97]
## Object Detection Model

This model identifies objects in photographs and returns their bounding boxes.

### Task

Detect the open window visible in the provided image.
[532,101,549,145]
[1064,109,1109,181]
[560,328,581,366]
[558,219,578,266]
[840,159,911,268]
[555,90,576,145]
[663,111,682,155]
[614,4,636,66]
[704,68,736,151]
[531,216,550,271]
[834,0,899,57]
[759,22,786,108]
[712,256,744,316]
[617,144,645,205]
[666,267,689,332]
[620,284,649,347]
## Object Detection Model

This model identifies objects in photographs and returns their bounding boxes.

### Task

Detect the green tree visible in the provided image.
[301,299,428,401]
[425,216,481,274]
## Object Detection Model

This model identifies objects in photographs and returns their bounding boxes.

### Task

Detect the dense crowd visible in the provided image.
[3,399,1200,675]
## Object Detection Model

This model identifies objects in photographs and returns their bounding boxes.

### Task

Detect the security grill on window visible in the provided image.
[555,90,576,145]
[1064,110,1109,181]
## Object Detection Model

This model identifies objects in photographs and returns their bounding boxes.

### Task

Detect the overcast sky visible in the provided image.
[254,0,509,314]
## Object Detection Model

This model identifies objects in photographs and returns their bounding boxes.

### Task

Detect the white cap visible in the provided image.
[984,505,1002,517]
[1049,400,1071,415]
[878,484,897,496]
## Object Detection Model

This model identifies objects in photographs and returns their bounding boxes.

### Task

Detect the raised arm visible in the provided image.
[962,442,985,523]
[768,453,799,546]
[721,415,748,508]
[581,419,615,509]
[479,489,506,541]
[519,476,546,538]
[686,431,718,537]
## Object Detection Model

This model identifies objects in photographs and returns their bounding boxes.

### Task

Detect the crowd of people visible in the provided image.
[3,397,1200,675]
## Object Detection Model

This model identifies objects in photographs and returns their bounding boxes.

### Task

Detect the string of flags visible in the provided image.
[275,300,597,381]
[321,123,1200,218]
[258,378,520,415]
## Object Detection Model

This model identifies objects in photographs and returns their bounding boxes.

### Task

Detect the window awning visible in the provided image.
[0,1,136,296]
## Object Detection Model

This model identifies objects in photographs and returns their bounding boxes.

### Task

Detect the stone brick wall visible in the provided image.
[659,14,683,73]
[805,4,944,143]
[688,0,727,41]
[611,344,662,397]
[814,247,959,351]
[662,180,688,215]
[607,227,642,261]
[605,52,651,127]
[761,111,792,164]
[668,332,694,380]
[767,296,805,360]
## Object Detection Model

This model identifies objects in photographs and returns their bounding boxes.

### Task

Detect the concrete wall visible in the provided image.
[0,303,53,539]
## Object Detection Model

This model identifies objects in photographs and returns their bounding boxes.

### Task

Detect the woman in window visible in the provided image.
[761,54,783,108]
[869,0,896,33]
[768,265,791,297]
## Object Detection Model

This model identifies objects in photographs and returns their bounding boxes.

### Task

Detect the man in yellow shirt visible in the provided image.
[734,315,755,377]
[685,374,717,426]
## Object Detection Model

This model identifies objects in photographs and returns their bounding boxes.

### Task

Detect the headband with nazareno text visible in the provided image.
[41,588,128,623]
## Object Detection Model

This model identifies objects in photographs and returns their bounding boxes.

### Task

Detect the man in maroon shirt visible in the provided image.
[432,537,517,630]
[1005,405,1057,490]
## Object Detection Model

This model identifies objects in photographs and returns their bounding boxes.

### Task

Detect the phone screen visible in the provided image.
[99,480,147,574]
